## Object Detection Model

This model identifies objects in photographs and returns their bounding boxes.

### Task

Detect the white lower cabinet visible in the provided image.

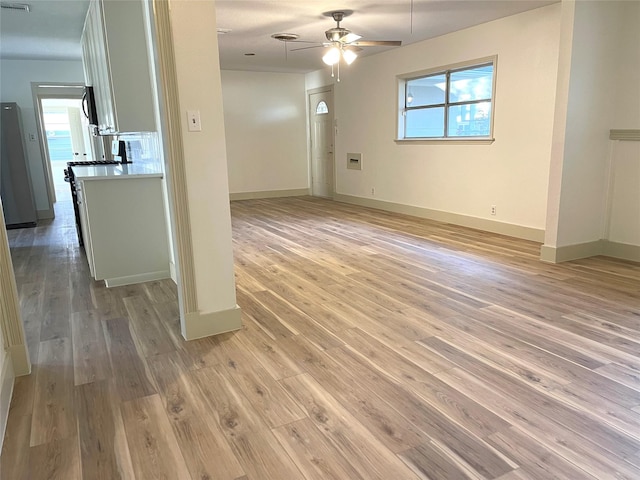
[79,176,170,287]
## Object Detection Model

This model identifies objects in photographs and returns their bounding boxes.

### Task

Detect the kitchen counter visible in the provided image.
[71,162,163,180]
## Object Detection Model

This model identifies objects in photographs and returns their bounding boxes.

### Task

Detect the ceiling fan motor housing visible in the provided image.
[326,27,351,42]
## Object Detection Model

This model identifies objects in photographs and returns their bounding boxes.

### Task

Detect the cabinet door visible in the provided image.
[76,181,96,277]
[101,0,156,133]
[81,21,93,85]
[91,1,117,134]
[81,0,156,135]
[83,178,170,286]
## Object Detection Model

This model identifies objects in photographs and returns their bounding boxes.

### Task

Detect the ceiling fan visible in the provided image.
[277,10,402,80]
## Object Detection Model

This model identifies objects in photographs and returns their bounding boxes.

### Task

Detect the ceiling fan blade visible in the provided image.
[350,40,402,47]
[290,44,325,52]
[340,32,362,44]
[288,40,323,44]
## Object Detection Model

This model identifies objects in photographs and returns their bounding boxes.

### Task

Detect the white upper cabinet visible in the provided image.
[81,0,156,134]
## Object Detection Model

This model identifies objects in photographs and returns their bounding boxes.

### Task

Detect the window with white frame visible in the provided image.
[398,58,496,140]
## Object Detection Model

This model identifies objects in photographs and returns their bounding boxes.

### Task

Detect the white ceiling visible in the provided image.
[0,0,556,71]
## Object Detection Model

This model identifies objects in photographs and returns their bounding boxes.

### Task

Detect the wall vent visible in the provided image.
[0,3,31,12]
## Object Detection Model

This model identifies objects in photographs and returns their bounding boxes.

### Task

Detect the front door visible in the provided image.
[309,90,334,198]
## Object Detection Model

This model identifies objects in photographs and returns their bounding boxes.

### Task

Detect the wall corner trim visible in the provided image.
[182,306,242,341]
[540,240,604,263]
[333,193,545,242]
[0,353,15,452]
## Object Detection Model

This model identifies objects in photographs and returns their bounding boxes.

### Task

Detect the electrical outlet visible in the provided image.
[491,205,497,216]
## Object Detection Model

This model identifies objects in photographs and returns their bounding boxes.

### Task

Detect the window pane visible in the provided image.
[449,64,493,103]
[405,107,445,138]
[316,101,328,115]
[406,74,446,107]
[447,102,491,137]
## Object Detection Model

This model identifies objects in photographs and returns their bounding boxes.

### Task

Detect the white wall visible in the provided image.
[554,1,625,247]
[169,0,238,335]
[307,4,561,232]
[606,1,640,249]
[544,0,639,253]
[221,70,308,194]
[612,0,640,130]
[0,59,85,212]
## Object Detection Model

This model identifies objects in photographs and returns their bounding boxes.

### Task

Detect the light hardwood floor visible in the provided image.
[2,195,640,479]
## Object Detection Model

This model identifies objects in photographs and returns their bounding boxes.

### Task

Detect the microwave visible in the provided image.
[82,86,99,126]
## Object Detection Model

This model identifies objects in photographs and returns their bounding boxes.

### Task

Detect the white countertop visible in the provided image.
[72,163,163,181]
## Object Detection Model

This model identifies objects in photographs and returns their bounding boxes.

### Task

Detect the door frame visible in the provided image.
[307,85,335,198]
[31,83,86,215]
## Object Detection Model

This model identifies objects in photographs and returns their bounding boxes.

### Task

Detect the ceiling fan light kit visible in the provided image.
[272,10,401,81]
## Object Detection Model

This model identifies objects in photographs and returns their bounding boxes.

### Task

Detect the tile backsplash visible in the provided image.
[116,132,162,169]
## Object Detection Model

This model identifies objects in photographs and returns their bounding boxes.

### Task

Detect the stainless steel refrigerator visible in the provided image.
[1,102,37,228]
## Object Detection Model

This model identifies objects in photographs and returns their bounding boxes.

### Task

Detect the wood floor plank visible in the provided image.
[420,336,640,461]
[39,290,71,341]
[236,288,296,340]
[281,373,422,479]
[30,338,75,447]
[250,289,343,350]
[231,315,304,380]
[399,441,492,480]
[487,426,599,480]
[272,418,367,480]
[103,317,157,402]
[147,351,245,480]
[279,334,430,453]
[121,394,192,480]
[218,338,306,428]
[70,310,110,385]
[123,295,177,357]
[436,367,640,480]
[191,364,304,479]
[338,328,512,439]
[327,345,516,479]
[0,414,31,480]
[75,380,135,479]
[7,369,36,418]
[28,436,81,480]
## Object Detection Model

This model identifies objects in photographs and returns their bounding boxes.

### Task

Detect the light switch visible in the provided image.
[187,110,202,132]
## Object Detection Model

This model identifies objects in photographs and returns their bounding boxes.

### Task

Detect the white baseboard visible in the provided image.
[230,188,310,201]
[602,240,640,262]
[0,352,15,452]
[105,270,171,288]
[540,239,640,263]
[182,305,242,340]
[334,193,545,242]
[540,241,603,263]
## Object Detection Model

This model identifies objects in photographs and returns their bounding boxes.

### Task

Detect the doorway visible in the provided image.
[308,87,335,198]
[40,98,91,204]
[31,83,90,212]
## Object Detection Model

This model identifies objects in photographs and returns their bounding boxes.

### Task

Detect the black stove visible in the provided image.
[64,160,121,246]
